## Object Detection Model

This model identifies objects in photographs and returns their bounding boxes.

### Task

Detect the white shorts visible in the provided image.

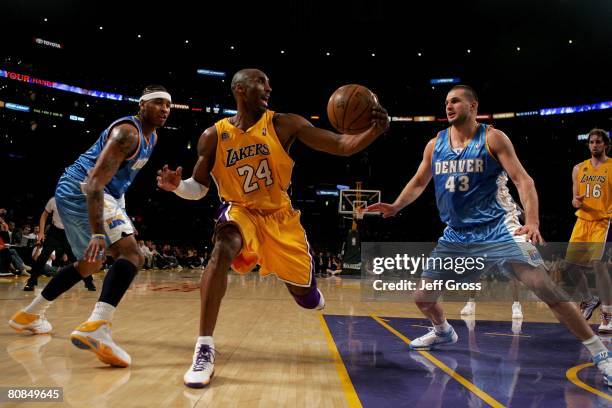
[55,175,134,260]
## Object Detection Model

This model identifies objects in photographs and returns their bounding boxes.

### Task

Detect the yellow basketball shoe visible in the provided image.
[8,310,52,334]
[70,320,131,367]
[184,343,215,388]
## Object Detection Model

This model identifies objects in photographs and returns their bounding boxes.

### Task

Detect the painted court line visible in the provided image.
[566,363,612,401]
[370,314,505,408]
[483,332,531,338]
[319,314,362,408]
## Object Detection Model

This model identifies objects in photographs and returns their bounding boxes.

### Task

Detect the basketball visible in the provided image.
[327,84,378,134]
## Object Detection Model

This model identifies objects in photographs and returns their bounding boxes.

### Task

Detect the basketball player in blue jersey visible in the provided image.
[368,85,611,388]
[9,85,171,368]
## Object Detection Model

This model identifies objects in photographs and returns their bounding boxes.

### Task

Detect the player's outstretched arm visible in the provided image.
[366,138,435,218]
[280,105,389,157]
[156,126,216,200]
[84,123,139,261]
[488,128,543,243]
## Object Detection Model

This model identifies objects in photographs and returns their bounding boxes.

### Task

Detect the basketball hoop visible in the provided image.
[339,186,381,219]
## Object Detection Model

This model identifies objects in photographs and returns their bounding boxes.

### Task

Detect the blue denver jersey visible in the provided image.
[432,124,519,228]
[63,116,156,199]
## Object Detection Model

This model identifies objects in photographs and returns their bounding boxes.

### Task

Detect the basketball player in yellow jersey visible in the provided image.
[157,68,389,387]
[566,128,612,333]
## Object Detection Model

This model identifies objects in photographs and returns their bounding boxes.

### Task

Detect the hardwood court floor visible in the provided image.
[0,270,597,407]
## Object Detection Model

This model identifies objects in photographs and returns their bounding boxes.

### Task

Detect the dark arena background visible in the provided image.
[0,1,611,407]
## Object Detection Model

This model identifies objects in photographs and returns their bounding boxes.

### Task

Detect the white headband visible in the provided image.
[139,91,172,103]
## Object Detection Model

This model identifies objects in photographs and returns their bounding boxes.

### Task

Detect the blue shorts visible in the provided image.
[421,215,544,281]
[55,174,134,260]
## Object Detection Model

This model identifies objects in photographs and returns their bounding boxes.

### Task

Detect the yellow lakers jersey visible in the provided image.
[211,110,294,210]
[575,158,612,220]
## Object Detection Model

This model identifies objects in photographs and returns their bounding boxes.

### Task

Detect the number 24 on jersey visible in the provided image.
[237,159,274,193]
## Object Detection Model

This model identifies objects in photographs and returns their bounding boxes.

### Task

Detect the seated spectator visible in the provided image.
[8,247,28,276]
[7,221,21,247]
[150,243,167,269]
[138,240,153,269]
[326,256,343,276]
[0,214,13,276]
[0,218,29,276]
[184,248,203,268]
[174,246,187,267]
[32,246,57,277]
[21,225,37,248]
[161,244,179,269]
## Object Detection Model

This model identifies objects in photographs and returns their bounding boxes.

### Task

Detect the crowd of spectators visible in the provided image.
[0,206,210,277]
[313,250,344,277]
[136,240,209,270]
[1,199,353,280]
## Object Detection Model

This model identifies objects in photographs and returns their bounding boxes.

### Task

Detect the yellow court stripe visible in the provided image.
[319,314,362,408]
[566,362,612,401]
[370,314,505,408]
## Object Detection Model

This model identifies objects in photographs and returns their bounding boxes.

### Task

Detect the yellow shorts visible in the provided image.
[565,218,610,265]
[215,203,314,287]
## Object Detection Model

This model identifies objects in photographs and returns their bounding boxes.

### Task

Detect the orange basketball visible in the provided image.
[327,84,378,134]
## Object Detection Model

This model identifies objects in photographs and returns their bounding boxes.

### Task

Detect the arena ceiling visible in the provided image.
[1,0,611,112]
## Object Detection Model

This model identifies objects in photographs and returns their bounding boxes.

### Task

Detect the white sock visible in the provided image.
[23,294,53,315]
[602,305,612,313]
[467,298,475,303]
[583,335,608,357]
[513,301,521,306]
[88,302,116,322]
[197,336,214,347]
[434,320,451,333]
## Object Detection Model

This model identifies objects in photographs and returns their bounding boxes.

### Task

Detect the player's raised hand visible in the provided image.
[366,202,399,218]
[371,101,390,133]
[572,194,585,209]
[514,223,544,244]
[157,165,182,191]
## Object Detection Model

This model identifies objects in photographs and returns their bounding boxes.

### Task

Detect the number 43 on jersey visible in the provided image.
[445,175,470,192]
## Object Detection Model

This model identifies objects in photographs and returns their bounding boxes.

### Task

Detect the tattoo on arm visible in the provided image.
[88,190,105,234]
[112,128,139,156]
[85,125,137,234]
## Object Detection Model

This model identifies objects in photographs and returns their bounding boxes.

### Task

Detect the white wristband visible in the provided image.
[174,177,209,200]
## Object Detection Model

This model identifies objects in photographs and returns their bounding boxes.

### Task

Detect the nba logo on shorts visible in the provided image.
[106,216,126,229]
